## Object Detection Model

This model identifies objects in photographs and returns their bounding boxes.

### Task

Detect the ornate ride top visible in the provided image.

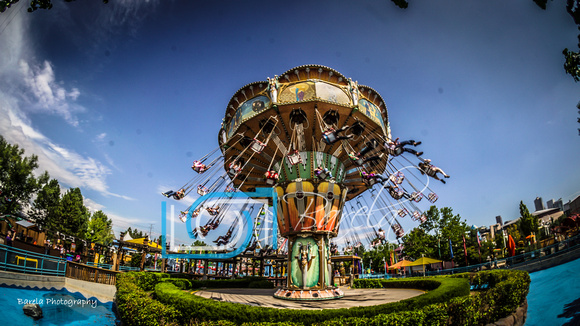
[218,65,392,201]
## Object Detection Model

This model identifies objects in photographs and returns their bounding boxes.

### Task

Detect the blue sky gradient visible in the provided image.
[0,0,578,246]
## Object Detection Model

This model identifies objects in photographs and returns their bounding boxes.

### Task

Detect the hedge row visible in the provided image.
[115,272,180,326]
[115,270,529,326]
[341,270,530,326]
[152,277,468,325]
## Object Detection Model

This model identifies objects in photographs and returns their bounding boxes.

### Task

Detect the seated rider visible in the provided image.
[191,160,208,173]
[348,140,379,165]
[265,170,279,180]
[192,225,210,239]
[191,207,201,218]
[179,211,188,223]
[322,125,353,144]
[314,166,333,179]
[360,171,387,184]
[162,188,186,200]
[206,206,220,216]
[213,229,233,246]
[418,159,450,184]
[377,228,385,240]
[384,184,412,200]
[385,138,423,157]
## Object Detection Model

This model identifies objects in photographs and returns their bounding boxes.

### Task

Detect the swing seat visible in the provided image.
[412,211,421,221]
[411,192,423,202]
[397,208,408,217]
[197,186,209,196]
[228,168,239,178]
[225,186,235,192]
[419,215,427,223]
[179,214,187,223]
[287,151,302,165]
[395,230,405,238]
[322,132,337,144]
[367,178,377,186]
[251,139,266,153]
[316,170,328,179]
[265,178,276,186]
[427,192,438,203]
[387,147,403,156]
[390,171,405,184]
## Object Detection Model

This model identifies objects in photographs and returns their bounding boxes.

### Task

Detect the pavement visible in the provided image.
[194,287,424,309]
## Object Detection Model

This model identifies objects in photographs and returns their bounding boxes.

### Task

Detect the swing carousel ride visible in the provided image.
[163,65,450,301]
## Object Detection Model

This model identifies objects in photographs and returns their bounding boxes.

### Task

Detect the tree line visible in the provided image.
[360,201,561,273]
[0,135,114,246]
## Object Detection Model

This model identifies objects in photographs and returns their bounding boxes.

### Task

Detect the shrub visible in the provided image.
[116,270,529,326]
[116,272,181,325]
[163,278,192,290]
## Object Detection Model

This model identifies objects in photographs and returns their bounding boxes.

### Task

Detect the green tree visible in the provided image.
[86,210,114,246]
[576,101,580,135]
[401,206,469,265]
[0,136,48,216]
[401,228,436,260]
[506,224,522,245]
[518,201,539,237]
[126,227,146,239]
[563,48,580,82]
[390,0,408,9]
[58,187,89,237]
[29,178,61,231]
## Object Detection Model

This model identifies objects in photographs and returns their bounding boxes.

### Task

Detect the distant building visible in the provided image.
[553,198,564,211]
[495,215,503,226]
[534,197,545,211]
[547,199,555,209]
[565,195,580,216]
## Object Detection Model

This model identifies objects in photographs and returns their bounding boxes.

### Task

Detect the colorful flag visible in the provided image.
[477,231,482,263]
[463,235,468,265]
[508,234,516,257]
[449,239,454,258]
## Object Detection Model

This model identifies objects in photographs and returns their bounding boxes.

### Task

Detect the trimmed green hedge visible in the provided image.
[337,270,530,326]
[153,277,468,325]
[116,270,529,326]
[115,272,180,326]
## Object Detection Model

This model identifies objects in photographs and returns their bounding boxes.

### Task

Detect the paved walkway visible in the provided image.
[195,287,424,309]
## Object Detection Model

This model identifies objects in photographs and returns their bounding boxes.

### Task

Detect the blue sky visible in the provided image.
[0,0,578,247]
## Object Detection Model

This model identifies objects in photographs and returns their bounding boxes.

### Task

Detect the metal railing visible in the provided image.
[119,265,140,271]
[86,261,114,270]
[0,244,66,276]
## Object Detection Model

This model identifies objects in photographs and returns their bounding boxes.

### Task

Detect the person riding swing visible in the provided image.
[322,125,353,144]
[314,166,332,180]
[385,137,423,157]
[384,184,412,200]
[162,188,186,200]
[191,160,208,173]
[418,159,450,184]
[360,171,387,186]
[264,170,279,185]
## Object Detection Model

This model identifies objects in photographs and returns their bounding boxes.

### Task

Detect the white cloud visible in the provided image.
[0,10,133,201]
[84,197,105,213]
[0,103,134,200]
[19,60,84,126]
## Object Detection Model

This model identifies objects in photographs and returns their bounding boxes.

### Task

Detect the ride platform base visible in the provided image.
[273,287,344,301]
